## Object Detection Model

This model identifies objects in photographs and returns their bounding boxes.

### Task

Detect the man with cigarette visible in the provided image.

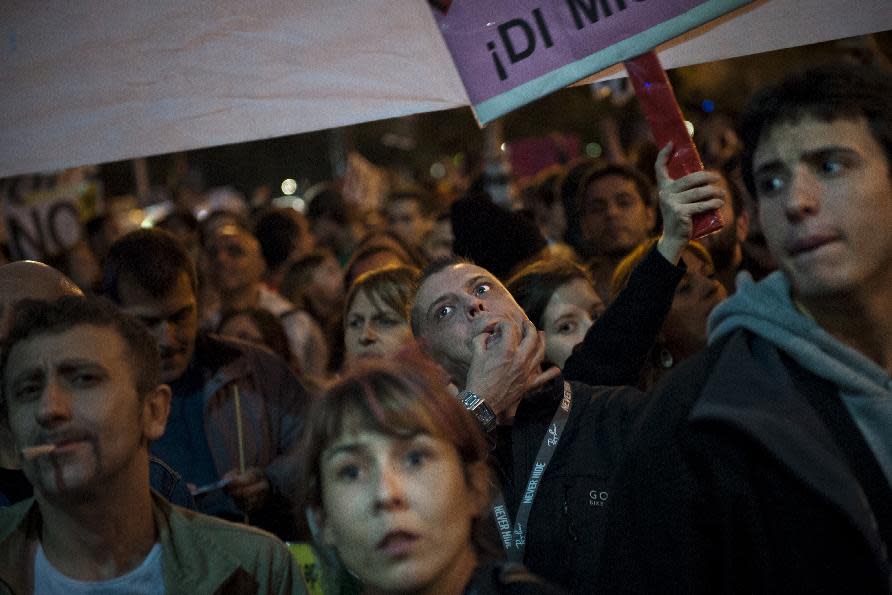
[0,261,192,510]
[0,261,82,488]
[595,63,892,593]
[101,229,310,539]
[0,296,306,593]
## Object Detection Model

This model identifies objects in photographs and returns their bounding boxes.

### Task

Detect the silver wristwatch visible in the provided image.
[458,390,497,434]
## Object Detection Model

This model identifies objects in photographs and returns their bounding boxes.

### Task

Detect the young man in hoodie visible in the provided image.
[595,63,892,594]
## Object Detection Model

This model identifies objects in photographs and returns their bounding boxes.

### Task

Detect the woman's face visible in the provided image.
[662,249,728,358]
[344,290,412,365]
[318,424,483,594]
[540,278,605,368]
[218,313,264,346]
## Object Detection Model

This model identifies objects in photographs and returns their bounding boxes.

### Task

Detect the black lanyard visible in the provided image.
[491,381,573,562]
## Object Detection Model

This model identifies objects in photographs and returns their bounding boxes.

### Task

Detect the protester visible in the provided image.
[506,259,605,369]
[0,297,306,593]
[420,212,455,263]
[156,207,202,264]
[576,163,658,299]
[280,249,344,327]
[0,261,193,511]
[409,140,725,590]
[343,266,419,367]
[343,230,426,290]
[304,183,362,266]
[595,63,892,594]
[507,143,722,374]
[300,351,563,594]
[411,257,635,591]
[204,223,329,377]
[102,229,311,539]
[0,261,84,501]
[253,207,316,291]
[217,307,295,370]
[611,238,727,389]
[279,248,344,370]
[383,188,437,252]
[557,157,601,260]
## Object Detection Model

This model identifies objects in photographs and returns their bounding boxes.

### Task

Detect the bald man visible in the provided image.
[0,261,82,337]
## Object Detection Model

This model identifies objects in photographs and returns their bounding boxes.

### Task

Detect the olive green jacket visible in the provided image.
[0,493,308,594]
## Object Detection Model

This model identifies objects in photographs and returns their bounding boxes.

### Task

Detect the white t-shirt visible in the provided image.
[34,542,165,594]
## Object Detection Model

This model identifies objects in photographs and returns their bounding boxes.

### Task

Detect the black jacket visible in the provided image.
[595,330,892,594]
[494,375,645,593]
[465,561,566,595]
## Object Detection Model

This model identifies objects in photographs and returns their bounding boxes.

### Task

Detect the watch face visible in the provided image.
[462,392,481,409]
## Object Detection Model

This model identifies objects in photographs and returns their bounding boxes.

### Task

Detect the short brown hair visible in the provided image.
[344,265,420,325]
[506,257,593,329]
[299,348,492,549]
[1,296,160,420]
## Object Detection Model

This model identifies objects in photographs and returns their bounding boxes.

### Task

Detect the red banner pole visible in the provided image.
[624,50,723,239]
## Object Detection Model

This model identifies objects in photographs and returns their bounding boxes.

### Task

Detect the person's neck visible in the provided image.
[221,284,260,311]
[798,280,892,375]
[37,474,157,581]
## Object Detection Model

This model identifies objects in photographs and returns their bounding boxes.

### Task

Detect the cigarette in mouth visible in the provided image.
[22,444,56,460]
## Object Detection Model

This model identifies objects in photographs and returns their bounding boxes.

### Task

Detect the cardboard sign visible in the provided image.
[2,180,98,260]
[430,0,752,124]
[342,152,389,211]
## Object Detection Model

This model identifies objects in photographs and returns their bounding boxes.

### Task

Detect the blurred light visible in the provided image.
[701,98,715,113]
[591,83,612,100]
[684,120,695,137]
[500,142,507,152]
[585,142,603,158]
[381,132,416,151]
[272,195,307,213]
[281,178,297,195]
[292,197,306,213]
[124,209,145,232]
[430,162,447,179]
[452,153,465,167]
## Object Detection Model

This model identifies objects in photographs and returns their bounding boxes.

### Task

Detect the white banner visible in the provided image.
[1,0,889,178]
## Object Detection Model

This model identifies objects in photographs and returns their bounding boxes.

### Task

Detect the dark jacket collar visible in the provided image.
[690,331,886,559]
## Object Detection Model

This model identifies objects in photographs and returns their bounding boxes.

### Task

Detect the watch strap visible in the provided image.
[458,390,497,434]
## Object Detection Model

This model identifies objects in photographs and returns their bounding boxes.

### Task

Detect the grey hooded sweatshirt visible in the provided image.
[708,271,892,487]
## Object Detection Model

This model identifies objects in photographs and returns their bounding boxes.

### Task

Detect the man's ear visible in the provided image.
[735,210,750,244]
[142,384,171,442]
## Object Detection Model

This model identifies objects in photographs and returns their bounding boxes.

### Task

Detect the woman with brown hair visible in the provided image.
[342,265,419,367]
[611,238,727,390]
[299,351,562,594]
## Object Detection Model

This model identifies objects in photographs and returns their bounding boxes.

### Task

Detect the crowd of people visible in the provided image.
[0,59,890,594]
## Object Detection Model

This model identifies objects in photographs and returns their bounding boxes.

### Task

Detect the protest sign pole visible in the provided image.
[624,50,723,239]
